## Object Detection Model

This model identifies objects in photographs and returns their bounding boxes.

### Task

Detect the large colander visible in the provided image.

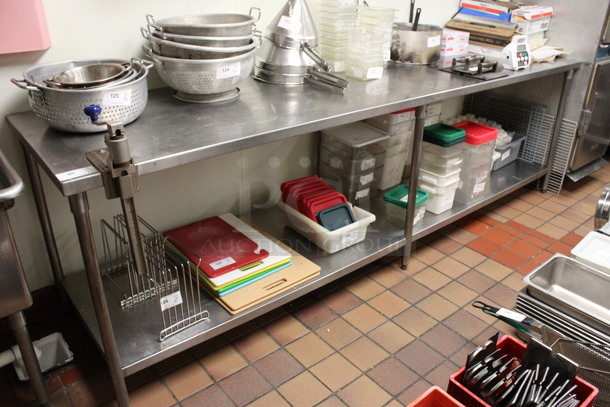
[145,47,255,98]
[11,59,151,133]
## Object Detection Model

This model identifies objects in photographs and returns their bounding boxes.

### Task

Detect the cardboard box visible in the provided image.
[511,5,553,34]
[458,0,515,22]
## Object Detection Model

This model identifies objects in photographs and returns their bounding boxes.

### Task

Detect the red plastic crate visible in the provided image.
[453,121,498,145]
[447,335,599,407]
[408,386,466,407]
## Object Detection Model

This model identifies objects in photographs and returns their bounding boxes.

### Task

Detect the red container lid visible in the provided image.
[452,121,498,145]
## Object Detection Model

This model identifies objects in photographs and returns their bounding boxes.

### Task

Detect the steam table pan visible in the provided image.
[523,253,610,336]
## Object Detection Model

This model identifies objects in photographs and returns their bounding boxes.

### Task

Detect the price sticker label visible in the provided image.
[278,15,302,32]
[497,308,526,322]
[361,158,376,171]
[428,35,441,48]
[501,150,511,161]
[474,181,486,193]
[330,157,343,169]
[217,62,241,79]
[210,257,236,270]
[341,230,358,245]
[57,166,99,182]
[355,189,369,200]
[360,173,374,185]
[367,66,384,79]
[160,291,183,311]
[103,90,132,106]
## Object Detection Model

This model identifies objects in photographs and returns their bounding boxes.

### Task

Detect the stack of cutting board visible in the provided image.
[163,213,320,314]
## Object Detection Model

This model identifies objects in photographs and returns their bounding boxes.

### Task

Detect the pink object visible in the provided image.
[0,0,51,54]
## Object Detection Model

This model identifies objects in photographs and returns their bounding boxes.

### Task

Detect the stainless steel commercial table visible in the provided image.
[7,59,581,406]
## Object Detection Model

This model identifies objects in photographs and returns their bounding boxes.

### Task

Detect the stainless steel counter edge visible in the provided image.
[7,60,581,197]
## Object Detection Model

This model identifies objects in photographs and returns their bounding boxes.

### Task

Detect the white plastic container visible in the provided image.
[419,179,459,214]
[386,128,414,151]
[423,141,463,157]
[383,185,428,227]
[421,149,461,166]
[320,146,383,174]
[321,122,389,161]
[570,231,610,275]
[366,117,415,135]
[418,167,461,187]
[378,149,408,190]
[420,158,462,176]
[368,108,416,126]
[278,201,376,254]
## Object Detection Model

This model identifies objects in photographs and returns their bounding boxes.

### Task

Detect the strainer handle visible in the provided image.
[140,26,151,40]
[84,105,103,124]
[10,78,39,92]
[249,7,261,23]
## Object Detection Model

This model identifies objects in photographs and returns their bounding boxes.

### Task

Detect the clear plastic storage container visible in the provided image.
[319,161,382,203]
[378,149,408,190]
[420,158,462,176]
[320,146,384,174]
[383,185,428,227]
[422,141,463,158]
[321,122,389,160]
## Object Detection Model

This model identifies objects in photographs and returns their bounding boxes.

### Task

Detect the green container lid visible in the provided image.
[423,134,466,147]
[424,123,466,141]
[383,185,428,209]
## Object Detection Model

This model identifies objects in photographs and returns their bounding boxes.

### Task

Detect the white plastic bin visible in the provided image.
[378,149,408,190]
[420,158,462,176]
[570,231,610,274]
[418,167,461,187]
[419,179,459,214]
[279,201,376,254]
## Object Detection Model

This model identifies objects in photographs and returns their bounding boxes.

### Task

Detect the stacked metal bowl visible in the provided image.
[143,9,261,103]
[11,58,152,133]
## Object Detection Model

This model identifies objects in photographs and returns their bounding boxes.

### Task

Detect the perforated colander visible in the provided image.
[12,59,151,133]
[145,47,255,96]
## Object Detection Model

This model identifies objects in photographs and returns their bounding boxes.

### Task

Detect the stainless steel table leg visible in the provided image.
[401,105,426,269]
[68,193,129,407]
[23,149,64,287]
[8,311,49,406]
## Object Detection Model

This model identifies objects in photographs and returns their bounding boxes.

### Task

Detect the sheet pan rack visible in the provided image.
[99,214,209,341]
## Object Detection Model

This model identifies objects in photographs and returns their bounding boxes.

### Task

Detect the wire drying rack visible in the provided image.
[100,215,209,341]
[463,92,556,166]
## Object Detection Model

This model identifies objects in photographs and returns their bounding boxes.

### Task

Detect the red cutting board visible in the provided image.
[163,216,269,278]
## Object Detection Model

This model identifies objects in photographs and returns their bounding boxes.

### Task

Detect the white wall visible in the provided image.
[0,0,460,290]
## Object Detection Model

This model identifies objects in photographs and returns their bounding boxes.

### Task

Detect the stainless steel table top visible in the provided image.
[7,59,581,197]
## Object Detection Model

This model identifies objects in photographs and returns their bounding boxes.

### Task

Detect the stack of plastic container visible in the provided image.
[345,7,395,80]
[365,108,415,190]
[316,0,358,72]
[452,121,498,205]
[418,123,466,214]
[319,122,389,204]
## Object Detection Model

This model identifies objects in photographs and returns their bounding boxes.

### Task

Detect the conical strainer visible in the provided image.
[265,0,318,49]
[253,0,348,93]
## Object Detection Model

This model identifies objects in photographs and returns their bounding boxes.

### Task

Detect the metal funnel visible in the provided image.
[265,0,318,48]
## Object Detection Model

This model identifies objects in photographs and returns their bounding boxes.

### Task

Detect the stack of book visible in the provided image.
[446,13,517,50]
[163,213,320,314]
